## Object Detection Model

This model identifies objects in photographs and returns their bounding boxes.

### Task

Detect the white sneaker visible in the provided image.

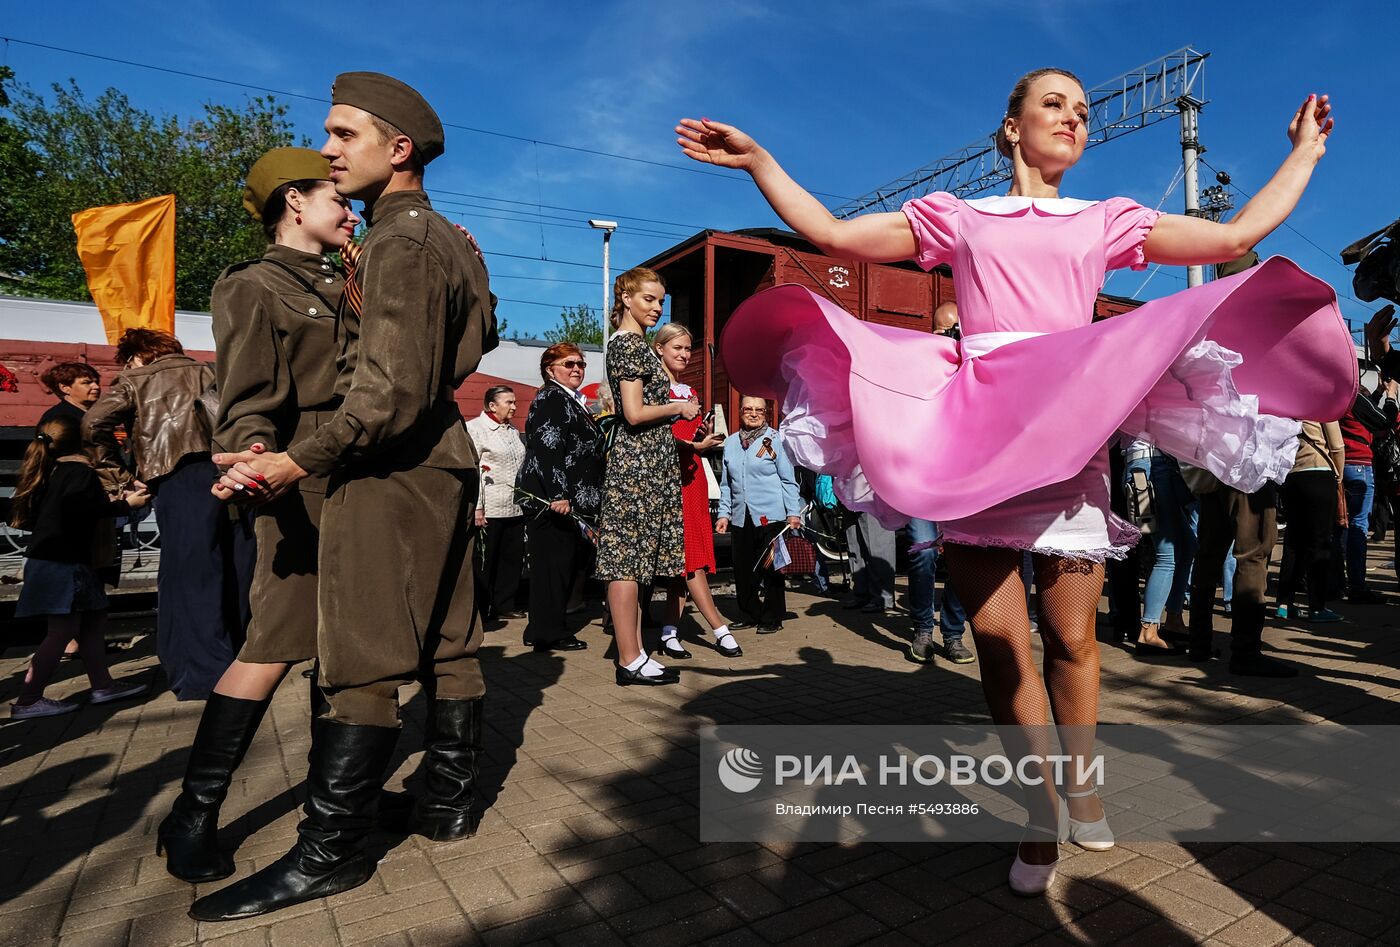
[10,697,80,720]
[89,681,149,705]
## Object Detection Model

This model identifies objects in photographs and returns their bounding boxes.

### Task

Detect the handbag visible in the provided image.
[1125,467,1156,535]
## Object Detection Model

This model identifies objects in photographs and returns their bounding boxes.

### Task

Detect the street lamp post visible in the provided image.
[589,219,618,357]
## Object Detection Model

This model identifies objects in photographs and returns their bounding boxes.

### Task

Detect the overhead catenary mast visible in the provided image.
[830,47,1212,238]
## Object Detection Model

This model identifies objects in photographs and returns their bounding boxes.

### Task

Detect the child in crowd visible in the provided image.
[9,415,150,719]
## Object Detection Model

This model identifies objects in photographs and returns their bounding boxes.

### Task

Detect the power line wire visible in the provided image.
[432,197,689,237]
[486,250,604,270]
[490,274,596,285]
[498,297,597,311]
[0,35,855,201]
[428,187,708,232]
[1198,156,1377,316]
[443,207,682,241]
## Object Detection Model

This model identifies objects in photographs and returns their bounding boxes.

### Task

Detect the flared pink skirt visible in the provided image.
[720,257,1358,559]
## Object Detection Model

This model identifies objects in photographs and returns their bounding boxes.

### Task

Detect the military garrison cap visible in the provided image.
[1216,250,1261,279]
[242,147,333,220]
[331,72,444,165]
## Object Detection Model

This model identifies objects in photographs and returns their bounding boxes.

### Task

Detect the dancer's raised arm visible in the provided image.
[1143,94,1334,266]
[677,118,916,263]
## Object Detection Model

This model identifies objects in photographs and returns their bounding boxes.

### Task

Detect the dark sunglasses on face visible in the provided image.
[555,360,587,370]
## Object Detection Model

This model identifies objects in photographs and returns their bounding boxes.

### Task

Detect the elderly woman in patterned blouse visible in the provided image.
[465,386,528,622]
[516,343,605,651]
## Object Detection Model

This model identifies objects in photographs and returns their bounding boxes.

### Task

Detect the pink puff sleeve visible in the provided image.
[901,192,960,270]
[1102,196,1163,272]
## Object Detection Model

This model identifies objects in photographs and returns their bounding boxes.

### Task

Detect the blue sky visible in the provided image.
[4,0,1397,337]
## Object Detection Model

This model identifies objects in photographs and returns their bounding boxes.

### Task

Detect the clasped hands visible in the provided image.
[210,443,308,504]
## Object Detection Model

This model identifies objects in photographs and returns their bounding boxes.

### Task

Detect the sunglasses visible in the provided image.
[555,360,587,370]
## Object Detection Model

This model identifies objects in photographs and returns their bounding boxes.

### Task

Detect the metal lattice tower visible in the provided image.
[831,47,1210,218]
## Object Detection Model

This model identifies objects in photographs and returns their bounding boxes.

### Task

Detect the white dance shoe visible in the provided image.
[1008,824,1060,897]
[1060,788,1115,851]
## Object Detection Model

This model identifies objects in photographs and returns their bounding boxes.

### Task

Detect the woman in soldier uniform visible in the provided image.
[157,147,359,883]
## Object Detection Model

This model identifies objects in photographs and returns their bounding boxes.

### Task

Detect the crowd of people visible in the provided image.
[1,62,1365,914]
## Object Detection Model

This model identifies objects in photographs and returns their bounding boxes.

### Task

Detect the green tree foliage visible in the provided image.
[542,302,604,346]
[0,68,41,282]
[0,69,300,310]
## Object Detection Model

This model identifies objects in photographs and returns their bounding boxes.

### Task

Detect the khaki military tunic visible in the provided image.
[285,191,496,727]
[211,244,345,663]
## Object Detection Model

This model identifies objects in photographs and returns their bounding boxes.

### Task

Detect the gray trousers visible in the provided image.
[845,513,895,608]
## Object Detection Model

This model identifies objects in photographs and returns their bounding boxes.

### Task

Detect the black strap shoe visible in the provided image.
[406,699,483,842]
[615,664,679,686]
[188,718,399,922]
[659,639,693,659]
[757,623,782,634]
[157,693,271,883]
[714,633,743,658]
[532,636,587,652]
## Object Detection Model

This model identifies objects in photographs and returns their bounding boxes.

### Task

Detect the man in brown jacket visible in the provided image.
[191,72,496,922]
[84,329,254,701]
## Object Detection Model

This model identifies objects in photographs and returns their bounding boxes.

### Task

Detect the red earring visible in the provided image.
[295,214,303,225]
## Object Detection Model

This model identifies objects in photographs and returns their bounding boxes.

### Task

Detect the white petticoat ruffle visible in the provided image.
[1119,339,1301,493]
[776,337,1302,551]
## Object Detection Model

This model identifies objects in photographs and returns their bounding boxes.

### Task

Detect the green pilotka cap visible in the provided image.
[1216,250,1261,279]
[242,147,332,220]
[331,71,444,165]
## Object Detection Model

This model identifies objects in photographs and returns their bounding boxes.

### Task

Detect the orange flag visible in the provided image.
[71,194,176,344]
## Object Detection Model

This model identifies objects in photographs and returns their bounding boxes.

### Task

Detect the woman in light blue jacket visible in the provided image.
[716,397,803,632]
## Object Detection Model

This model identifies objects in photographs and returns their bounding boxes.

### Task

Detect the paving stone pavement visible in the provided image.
[3,560,1400,946]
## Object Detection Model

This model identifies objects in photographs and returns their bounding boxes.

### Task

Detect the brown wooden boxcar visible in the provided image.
[642,228,1142,425]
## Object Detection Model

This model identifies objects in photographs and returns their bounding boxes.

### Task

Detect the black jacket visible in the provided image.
[23,459,131,564]
[516,382,604,518]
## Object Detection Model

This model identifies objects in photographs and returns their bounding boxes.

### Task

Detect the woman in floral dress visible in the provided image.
[595,267,698,685]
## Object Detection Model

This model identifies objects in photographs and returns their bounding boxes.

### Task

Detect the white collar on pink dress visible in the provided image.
[962,196,1099,216]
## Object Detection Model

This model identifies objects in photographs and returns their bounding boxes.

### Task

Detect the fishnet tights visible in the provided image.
[944,544,1106,830]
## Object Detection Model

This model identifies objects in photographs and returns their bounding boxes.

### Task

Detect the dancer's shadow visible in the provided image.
[0,632,165,774]
[0,748,190,903]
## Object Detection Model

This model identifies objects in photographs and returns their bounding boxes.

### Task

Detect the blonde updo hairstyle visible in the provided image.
[994,67,1085,159]
[610,266,666,329]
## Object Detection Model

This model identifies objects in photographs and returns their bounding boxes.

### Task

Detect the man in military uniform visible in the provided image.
[191,73,496,921]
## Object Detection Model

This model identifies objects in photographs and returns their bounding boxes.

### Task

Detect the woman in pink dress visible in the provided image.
[677,69,1353,895]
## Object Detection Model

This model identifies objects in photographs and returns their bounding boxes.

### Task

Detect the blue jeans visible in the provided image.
[907,518,967,641]
[1342,464,1374,592]
[1126,452,1198,623]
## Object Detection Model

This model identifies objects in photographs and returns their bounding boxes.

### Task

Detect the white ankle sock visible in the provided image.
[641,657,667,677]
[624,653,648,672]
[711,624,730,641]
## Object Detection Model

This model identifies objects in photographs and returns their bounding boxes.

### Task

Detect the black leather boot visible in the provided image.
[406,698,483,841]
[157,693,271,882]
[188,718,400,921]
